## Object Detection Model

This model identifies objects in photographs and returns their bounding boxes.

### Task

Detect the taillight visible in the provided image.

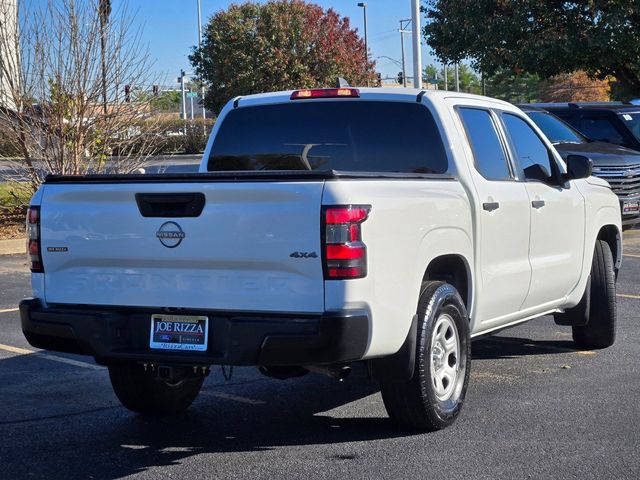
[322,205,370,280]
[26,206,43,273]
[290,88,360,100]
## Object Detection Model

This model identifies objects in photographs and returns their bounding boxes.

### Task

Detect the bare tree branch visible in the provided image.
[0,0,164,197]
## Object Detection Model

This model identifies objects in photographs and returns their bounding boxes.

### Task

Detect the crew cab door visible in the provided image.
[455,107,532,324]
[500,112,586,309]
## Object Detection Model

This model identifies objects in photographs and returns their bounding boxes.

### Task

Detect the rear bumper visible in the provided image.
[19,298,369,366]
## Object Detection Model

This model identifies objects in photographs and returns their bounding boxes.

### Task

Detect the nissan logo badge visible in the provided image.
[156,221,185,248]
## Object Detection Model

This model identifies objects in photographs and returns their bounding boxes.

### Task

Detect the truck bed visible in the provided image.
[43,170,455,184]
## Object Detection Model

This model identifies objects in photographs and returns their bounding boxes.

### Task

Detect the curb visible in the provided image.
[0,238,25,256]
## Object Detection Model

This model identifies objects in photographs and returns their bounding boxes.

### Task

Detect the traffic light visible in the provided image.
[124,84,131,103]
[376,72,382,86]
[397,71,404,85]
[152,85,159,96]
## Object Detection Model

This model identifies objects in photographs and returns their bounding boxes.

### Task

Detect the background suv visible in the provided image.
[523,103,640,229]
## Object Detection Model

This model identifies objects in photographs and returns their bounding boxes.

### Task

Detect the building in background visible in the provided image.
[0,0,19,112]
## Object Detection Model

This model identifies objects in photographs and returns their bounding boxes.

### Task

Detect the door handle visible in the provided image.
[531,199,546,209]
[482,202,500,212]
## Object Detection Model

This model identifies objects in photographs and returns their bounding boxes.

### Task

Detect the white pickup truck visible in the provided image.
[20,87,622,431]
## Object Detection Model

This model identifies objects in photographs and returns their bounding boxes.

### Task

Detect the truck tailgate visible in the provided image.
[39,181,325,313]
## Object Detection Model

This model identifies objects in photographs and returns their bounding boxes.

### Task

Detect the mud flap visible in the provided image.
[554,276,591,327]
[368,314,418,382]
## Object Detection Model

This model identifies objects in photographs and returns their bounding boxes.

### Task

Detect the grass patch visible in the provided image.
[0,183,31,234]
[0,182,32,208]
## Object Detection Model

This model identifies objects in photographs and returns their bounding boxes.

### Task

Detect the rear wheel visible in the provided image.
[381,281,470,431]
[572,240,617,349]
[108,363,204,415]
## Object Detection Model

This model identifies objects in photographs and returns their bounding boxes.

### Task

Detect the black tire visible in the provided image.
[108,363,204,415]
[381,281,471,431]
[572,240,617,349]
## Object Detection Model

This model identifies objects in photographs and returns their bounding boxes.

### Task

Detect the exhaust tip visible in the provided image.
[305,364,351,381]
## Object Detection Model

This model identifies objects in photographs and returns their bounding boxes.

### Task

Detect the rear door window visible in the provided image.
[458,107,512,180]
[208,101,449,174]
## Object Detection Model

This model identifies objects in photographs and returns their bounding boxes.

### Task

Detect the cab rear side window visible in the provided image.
[207,101,449,174]
[458,108,512,180]
[577,116,625,145]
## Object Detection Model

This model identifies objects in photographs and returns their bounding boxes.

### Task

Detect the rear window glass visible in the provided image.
[207,101,449,174]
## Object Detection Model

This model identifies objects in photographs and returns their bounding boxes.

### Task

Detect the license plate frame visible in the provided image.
[149,314,209,352]
[622,200,640,215]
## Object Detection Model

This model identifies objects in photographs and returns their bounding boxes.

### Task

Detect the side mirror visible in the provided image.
[565,154,593,180]
[523,163,551,182]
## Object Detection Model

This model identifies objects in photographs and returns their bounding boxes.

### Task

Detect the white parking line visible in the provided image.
[0,307,19,313]
[623,253,640,258]
[617,293,640,300]
[0,343,103,370]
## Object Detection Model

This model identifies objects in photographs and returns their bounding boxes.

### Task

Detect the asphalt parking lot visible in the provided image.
[0,230,639,480]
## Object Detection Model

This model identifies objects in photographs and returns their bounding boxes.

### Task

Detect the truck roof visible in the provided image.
[233,87,516,110]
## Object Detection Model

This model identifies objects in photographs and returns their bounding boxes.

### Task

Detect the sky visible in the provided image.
[114,0,439,87]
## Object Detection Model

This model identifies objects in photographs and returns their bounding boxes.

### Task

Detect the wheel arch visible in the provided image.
[565,221,621,309]
[421,254,472,314]
[597,224,622,274]
[414,227,474,319]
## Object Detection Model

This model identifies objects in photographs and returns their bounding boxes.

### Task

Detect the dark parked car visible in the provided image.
[519,105,640,229]
[531,102,640,151]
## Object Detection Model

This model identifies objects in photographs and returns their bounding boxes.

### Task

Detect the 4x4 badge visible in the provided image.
[290,251,318,258]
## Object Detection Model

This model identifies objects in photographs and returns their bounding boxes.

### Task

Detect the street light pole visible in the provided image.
[443,64,448,91]
[98,0,111,118]
[190,87,194,120]
[410,0,421,89]
[454,62,460,92]
[197,0,206,120]
[357,3,369,87]
[180,69,186,122]
[399,19,411,88]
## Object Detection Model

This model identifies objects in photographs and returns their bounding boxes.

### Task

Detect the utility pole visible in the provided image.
[98,0,111,117]
[197,0,206,120]
[411,0,421,89]
[454,62,460,92]
[179,69,186,121]
[399,19,411,88]
[357,3,369,87]
[190,87,194,120]
[443,64,448,91]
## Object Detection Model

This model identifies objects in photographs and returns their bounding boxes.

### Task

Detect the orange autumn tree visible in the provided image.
[540,71,610,102]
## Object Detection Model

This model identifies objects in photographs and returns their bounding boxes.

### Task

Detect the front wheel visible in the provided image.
[108,363,204,415]
[572,240,617,349]
[381,281,471,431]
